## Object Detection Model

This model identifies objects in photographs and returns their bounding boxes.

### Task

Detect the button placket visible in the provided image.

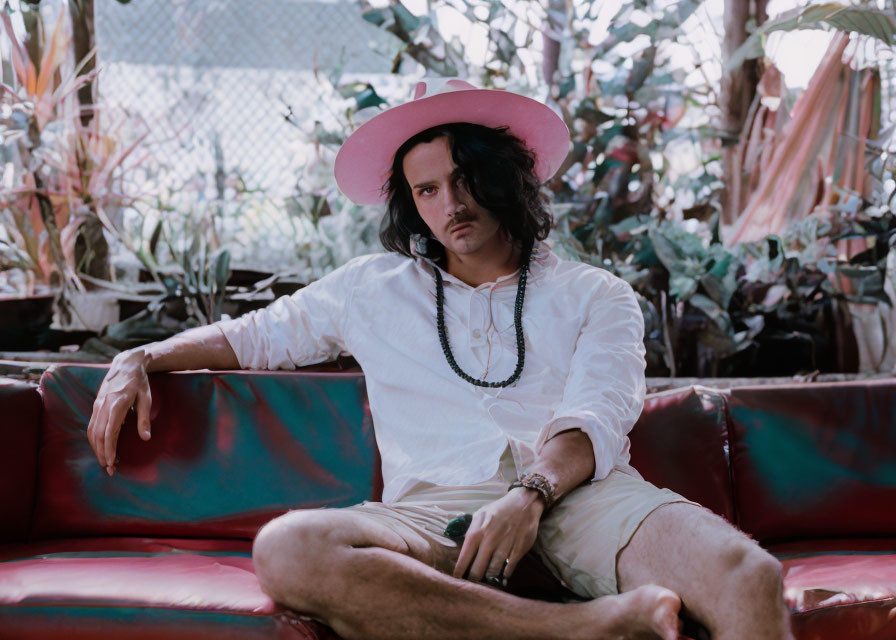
[469,291,488,348]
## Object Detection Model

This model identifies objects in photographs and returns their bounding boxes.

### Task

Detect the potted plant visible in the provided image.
[1,2,147,347]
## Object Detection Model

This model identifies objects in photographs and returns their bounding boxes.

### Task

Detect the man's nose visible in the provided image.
[443,183,465,216]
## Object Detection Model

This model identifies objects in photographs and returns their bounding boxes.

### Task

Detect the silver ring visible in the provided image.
[484,575,507,588]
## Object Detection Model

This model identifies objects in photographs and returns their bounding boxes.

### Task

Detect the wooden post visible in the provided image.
[69,0,111,284]
[542,0,566,94]
[720,0,767,226]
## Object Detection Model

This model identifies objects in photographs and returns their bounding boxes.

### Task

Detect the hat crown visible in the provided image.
[412,78,476,101]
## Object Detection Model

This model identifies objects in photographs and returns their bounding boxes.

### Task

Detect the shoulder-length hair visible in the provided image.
[379,122,553,260]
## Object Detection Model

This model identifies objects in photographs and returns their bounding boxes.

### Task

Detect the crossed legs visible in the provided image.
[252,509,681,640]
[253,494,793,639]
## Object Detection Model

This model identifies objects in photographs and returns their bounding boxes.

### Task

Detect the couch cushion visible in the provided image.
[0,537,573,640]
[629,386,734,522]
[32,366,376,540]
[766,541,896,640]
[0,539,339,640]
[0,378,41,543]
[727,379,896,542]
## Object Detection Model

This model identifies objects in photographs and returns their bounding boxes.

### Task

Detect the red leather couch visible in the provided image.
[1,366,895,639]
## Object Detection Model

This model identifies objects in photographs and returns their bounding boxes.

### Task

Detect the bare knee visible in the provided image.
[253,510,338,608]
[722,539,785,606]
[728,541,781,586]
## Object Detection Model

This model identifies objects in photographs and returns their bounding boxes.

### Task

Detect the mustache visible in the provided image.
[448,211,477,229]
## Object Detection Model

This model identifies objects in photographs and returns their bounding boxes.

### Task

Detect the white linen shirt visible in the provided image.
[218,245,646,503]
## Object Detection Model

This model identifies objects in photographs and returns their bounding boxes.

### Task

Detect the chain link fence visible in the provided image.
[94,0,401,275]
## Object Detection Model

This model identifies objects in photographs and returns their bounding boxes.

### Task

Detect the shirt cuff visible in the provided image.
[534,414,624,482]
[215,313,294,371]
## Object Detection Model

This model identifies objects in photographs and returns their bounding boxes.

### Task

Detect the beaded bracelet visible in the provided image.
[508,472,555,510]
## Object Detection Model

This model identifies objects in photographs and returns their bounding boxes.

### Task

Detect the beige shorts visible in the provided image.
[342,447,695,598]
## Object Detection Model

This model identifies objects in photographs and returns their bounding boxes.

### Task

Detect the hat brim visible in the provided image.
[334,88,570,205]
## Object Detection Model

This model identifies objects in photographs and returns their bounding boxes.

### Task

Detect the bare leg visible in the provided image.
[617,503,794,640]
[254,509,682,640]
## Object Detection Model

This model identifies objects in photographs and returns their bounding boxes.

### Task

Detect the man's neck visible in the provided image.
[444,241,522,288]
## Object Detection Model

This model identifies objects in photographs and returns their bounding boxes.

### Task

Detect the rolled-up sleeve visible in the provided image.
[534,274,646,481]
[217,257,363,370]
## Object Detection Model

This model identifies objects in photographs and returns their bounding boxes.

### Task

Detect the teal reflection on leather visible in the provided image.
[0,605,274,628]
[40,366,375,529]
[10,551,252,561]
[732,406,896,508]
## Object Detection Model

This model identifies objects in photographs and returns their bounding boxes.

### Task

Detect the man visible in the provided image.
[88,79,793,639]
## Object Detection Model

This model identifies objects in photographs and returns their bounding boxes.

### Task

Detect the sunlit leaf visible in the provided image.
[701,251,738,308]
[690,292,733,334]
[391,3,420,35]
[213,248,231,293]
[361,8,388,27]
[34,5,68,98]
[728,3,896,71]
[601,0,702,51]
[670,274,697,300]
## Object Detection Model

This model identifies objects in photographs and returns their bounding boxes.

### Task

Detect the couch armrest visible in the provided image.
[0,377,42,542]
[630,386,735,523]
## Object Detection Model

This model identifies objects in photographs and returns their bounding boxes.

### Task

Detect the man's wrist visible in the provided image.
[508,472,556,511]
[508,486,546,517]
[115,346,154,372]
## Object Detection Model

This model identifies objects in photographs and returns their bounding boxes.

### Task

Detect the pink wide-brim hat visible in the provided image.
[334,78,570,205]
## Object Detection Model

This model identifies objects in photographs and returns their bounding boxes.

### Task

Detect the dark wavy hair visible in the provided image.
[379,122,553,260]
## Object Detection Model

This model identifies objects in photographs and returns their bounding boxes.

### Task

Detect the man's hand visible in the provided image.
[87,348,153,476]
[452,487,545,584]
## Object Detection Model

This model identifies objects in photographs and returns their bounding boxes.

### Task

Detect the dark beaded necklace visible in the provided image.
[433,247,531,388]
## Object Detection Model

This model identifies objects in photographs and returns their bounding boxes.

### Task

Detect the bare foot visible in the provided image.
[580,584,682,640]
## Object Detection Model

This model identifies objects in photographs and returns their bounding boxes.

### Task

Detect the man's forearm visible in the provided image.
[142,325,240,373]
[528,429,596,505]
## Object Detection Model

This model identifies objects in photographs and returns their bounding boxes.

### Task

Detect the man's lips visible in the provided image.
[449,221,474,234]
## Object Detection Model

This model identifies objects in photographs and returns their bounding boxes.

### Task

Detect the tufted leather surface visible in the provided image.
[727,380,896,542]
[789,597,896,640]
[0,536,347,640]
[32,366,376,540]
[7,366,896,640]
[0,378,41,543]
[629,386,734,523]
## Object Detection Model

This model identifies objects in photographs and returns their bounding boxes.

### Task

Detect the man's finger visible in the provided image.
[452,529,481,579]
[485,540,514,580]
[103,399,129,475]
[466,534,498,583]
[87,402,99,463]
[103,420,121,476]
[91,403,110,468]
[135,385,152,441]
[504,542,526,579]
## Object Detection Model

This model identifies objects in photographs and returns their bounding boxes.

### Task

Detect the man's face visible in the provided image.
[402,136,506,262]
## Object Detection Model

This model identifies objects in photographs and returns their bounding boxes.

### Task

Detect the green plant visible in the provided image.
[349,0,896,375]
[0,2,147,295]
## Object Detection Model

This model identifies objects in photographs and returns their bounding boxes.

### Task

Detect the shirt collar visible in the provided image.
[411,239,555,290]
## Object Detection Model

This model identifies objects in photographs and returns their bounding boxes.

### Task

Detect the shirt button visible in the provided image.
[472,329,482,339]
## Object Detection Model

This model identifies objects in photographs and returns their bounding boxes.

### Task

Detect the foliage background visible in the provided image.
[1,0,895,376]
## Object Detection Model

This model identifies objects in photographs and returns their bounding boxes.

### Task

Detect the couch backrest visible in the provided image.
[32,365,378,541]
[727,379,896,543]
[629,386,735,523]
[29,365,896,545]
[0,377,41,543]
